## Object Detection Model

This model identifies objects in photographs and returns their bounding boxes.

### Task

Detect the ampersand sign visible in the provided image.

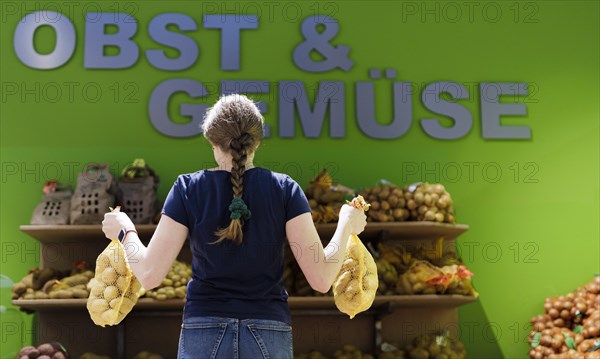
[293,16,354,72]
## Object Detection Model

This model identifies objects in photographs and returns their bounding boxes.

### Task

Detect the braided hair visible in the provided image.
[202,94,264,244]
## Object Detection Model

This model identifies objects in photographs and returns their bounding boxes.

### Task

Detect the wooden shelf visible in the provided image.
[20,222,469,244]
[12,298,182,311]
[13,295,476,312]
[316,222,469,240]
[19,224,158,243]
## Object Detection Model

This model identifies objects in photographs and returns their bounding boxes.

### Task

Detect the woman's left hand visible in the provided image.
[102,211,135,240]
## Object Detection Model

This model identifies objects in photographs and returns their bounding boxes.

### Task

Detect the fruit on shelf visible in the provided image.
[395,260,442,295]
[378,342,406,359]
[402,183,456,224]
[18,342,68,359]
[294,344,376,359]
[79,353,111,359]
[294,350,329,359]
[305,169,354,224]
[132,351,164,359]
[360,182,409,223]
[529,275,600,358]
[333,344,375,359]
[375,258,398,295]
[404,333,466,359]
[13,263,94,301]
[143,260,191,300]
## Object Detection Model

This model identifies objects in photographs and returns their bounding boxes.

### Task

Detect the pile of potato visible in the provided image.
[375,258,398,295]
[87,240,143,327]
[359,182,456,224]
[305,169,353,224]
[360,183,409,223]
[132,351,164,359]
[143,260,191,300]
[294,345,375,359]
[404,334,466,359]
[374,242,476,297]
[78,351,163,359]
[402,183,455,224]
[529,275,600,358]
[79,353,111,359]
[12,264,94,301]
[17,342,67,359]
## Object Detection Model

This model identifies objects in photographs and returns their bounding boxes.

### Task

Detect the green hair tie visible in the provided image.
[229,197,251,221]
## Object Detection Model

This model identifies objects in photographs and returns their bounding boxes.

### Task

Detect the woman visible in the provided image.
[102,94,367,359]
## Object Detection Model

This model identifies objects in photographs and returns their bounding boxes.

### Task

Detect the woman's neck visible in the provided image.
[213,154,255,172]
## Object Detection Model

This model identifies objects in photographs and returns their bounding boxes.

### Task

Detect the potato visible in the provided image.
[119,297,135,313]
[409,348,429,359]
[165,288,175,299]
[175,287,186,299]
[101,309,119,323]
[18,346,38,358]
[49,290,72,299]
[90,299,109,313]
[35,291,49,299]
[71,288,89,298]
[113,256,129,276]
[38,356,51,359]
[116,275,130,292]
[103,286,119,301]
[109,298,121,308]
[96,255,110,273]
[363,274,378,290]
[91,282,106,297]
[52,352,66,359]
[101,267,118,284]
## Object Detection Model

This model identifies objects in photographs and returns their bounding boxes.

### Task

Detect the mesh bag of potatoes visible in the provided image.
[87,207,144,327]
[332,196,378,319]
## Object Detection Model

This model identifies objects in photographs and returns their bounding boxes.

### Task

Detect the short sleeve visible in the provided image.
[162,175,190,228]
[285,176,311,221]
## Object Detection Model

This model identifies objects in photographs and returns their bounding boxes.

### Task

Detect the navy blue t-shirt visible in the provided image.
[161,167,311,325]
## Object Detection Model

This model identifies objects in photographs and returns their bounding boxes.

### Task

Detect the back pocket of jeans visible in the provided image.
[246,323,292,359]
[180,323,227,359]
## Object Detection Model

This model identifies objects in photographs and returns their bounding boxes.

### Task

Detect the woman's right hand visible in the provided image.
[338,204,367,235]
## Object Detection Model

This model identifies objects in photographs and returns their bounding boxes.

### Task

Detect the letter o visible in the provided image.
[14,11,76,69]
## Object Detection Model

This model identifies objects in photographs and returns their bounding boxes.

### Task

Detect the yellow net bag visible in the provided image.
[332,196,378,318]
[87,207,144,327]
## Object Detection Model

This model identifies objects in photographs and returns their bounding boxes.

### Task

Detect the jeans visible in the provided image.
[177,316,293,359]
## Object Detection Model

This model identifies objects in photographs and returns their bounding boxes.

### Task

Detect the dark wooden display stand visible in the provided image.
[15,223,475,358]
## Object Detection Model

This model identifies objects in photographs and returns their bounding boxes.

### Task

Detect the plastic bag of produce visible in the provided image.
[87,207,143,327]
[306,169,354,224]
[395,260,444,295]
[439,264,478,296]
[30,181,72,225]
[119,159,159,224]
[71,163,117,224]
[332,196,377,318]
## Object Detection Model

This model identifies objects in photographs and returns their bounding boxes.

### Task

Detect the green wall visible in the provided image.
[1,1,598,358]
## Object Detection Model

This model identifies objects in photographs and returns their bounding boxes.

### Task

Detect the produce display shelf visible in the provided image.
[20,222,469,243]
[316,222,469,240]
[19,224,158,243]
[12,295,476,312]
